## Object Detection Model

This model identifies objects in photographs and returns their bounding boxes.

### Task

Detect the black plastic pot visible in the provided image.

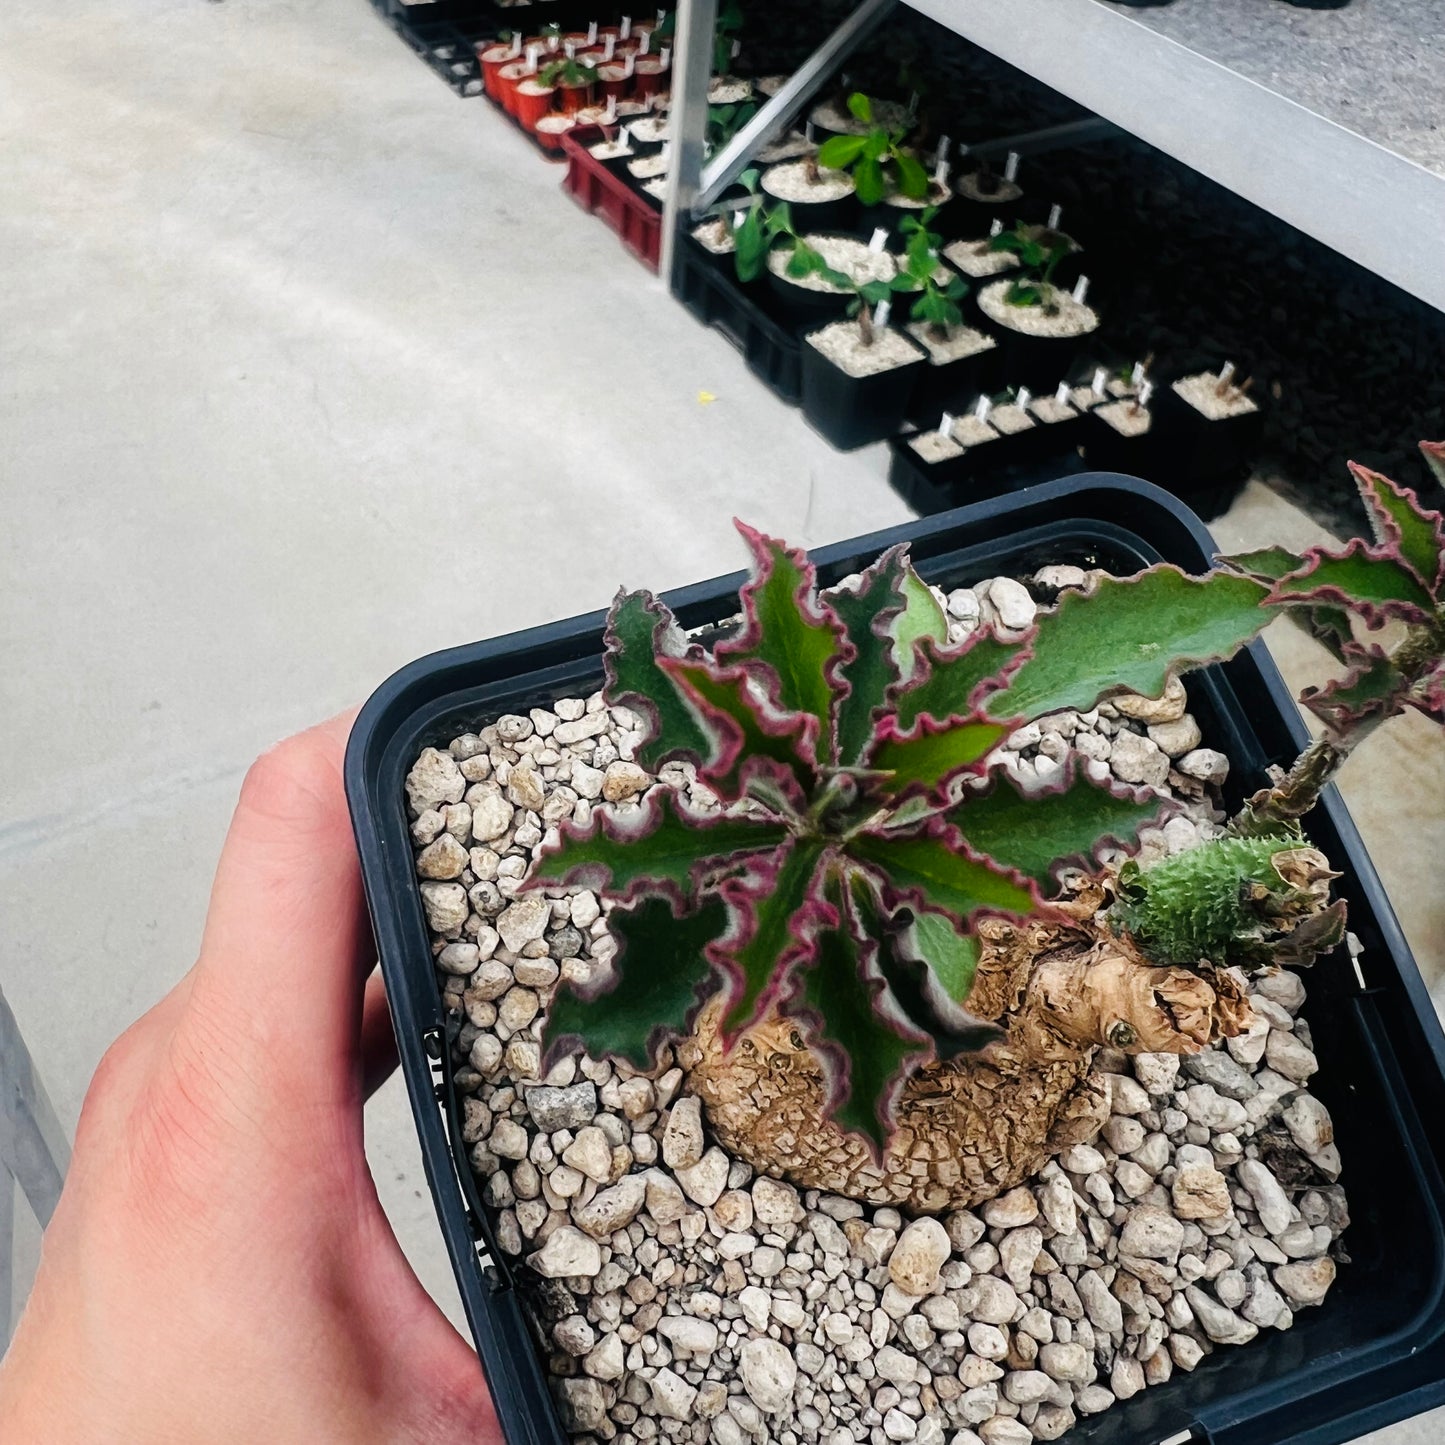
[762,234,862,326]
[799,322,926,450]
[980,285,1101,392]
[759,165,858,237]
[1154,373,1267,490]
[904,331,1002,427]
[346,477,1445,1445]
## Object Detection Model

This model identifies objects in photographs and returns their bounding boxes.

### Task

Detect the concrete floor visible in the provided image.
[2,0,1441,1438]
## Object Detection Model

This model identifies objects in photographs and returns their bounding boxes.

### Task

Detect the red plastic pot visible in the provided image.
[496,60,531,118]
[632,56,668,102]
[556,79,595,117]
[513,79,557,133]
[478,44,516,100]
[596,63,631,101]
[534,114,577,154]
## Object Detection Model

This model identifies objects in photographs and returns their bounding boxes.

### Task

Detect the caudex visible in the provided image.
[522,448,1445,1210]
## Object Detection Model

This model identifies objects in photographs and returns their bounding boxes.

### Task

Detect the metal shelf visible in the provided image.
[664,0,1445,313]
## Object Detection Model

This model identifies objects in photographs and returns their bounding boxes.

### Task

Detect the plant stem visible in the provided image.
[857,303,875,347]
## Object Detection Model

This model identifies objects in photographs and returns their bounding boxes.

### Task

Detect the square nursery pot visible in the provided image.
[902,323,1002,427]
[799,318,926,450]
[975,279,1102,392]
[346,477,1445,1445]
[1154,370,1267,491]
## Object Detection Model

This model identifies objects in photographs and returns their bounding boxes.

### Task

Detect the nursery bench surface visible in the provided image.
[899,0,1445,313]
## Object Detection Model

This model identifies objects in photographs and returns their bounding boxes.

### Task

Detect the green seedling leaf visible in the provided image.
[1299,644,1408,733]
[832,546,910,766]
[1220,546,1302,582]
[817,134,867,169]
[894,632,1026,732]
[850,820,1039,926]
[867,715,1009,800]
[854,156,886,206]
[659,654,817,803]
[1268,538,1437,625]
[605,589,714,769]
[893,150,929,200]
[543,894,728,1072]
[952,764,1166,888]
[892,566,949,683]
[847,91,873,124]
[986,567,1272,722]
[527,787,789,903]
[864,130,891,162]
[716,839,828,1038]
[1350,461,1445,596]
[717,523,852,766]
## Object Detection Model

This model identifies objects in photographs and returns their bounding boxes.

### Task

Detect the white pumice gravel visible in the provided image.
[977,280,1100,340]
[409,567,1346,1444]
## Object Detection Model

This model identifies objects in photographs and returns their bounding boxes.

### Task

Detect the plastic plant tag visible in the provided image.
[975,394,992,421]
[619,123,632,147]
[1072,275,1089,305]
[1016,386,1032,412]
[509,33,522,57]
[1048,203,1062,230]
[605,94,618,121]
[1219,360,1237,387]
[547,33,560,53]
[938,412,955,438]
[660,45,671,67]
[937,136,951,167]
[621,15,632,38]
[732,39,741,58]
[869,228,889,253]
[934,157,950,187]
[805,121,816,143]
[1138,380,1155,408]
[604,34,617,59]
[875,299,892,330]
[1004,150,1020,182]
[624,52,636,77]
[1055,380,1071,406]
[565,39,576,58]
[1092,367,1108,396]
[587,20,598,44]
[639,30,651,54]
[989,217,1004,237]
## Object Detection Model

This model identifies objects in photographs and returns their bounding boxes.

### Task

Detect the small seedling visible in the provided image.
[539,56,596,89]
[989,222,1073,311]
[707,98,759,152]
[712,0,743,74]
[817,93,929,206]
[894,209,969,337]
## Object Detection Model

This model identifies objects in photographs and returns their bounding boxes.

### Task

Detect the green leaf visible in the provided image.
[1422,440,1445,489]
[894,632,1025,732]
[854,156,886,206]
[832,546,910,766]
[793,909,926,1152]
[849,821,1038,926]
[986,567,1272,722]
[1300,645,1409,733]
[952,766,1165,887]
[658,654,816,802]
[863,130,891,161]
[903,909,981,1006]
[527,788,789,903]
[1269,538,1437,624]
[1350,461,1445,596]
[891,566,948,684]
[817,134,866,169]
[867,715,1009,799]
[718,523,851,766]
[1220,546,1302,582]
[544,895,728,1072]
[718,839,827,1037]
[847,91,872,124]
[604,589,714,770]
[893,150,929,200]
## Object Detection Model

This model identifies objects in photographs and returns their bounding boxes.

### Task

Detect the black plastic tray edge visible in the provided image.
[345,473,1445,1445]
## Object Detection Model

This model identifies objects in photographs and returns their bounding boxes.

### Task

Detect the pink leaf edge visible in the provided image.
[1349,460,1445,597]
[1265,536,1437,628]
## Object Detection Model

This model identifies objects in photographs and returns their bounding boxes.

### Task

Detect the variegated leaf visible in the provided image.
[1350,461,1445,597]
[1268,538,1436,626]
[867,714,1010,800]
[892,564,949,684]
[831,545,910,767]
[1300,645,1409,733]
[893,632,1027,732]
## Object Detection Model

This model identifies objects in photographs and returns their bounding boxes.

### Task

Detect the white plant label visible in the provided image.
[1130,360,1147,387]
[525,44,541,72]
[1004,150,1020,182]
[565,39,576,58]
[639,30,651,54]
[875,299,892,330]
[1056,380,1071,406]
[587,21,598,44]
[937,135,951,167]
[1219,360,1237,386]
[509,34,522,57]
[624,52,636,77]
[1092,367,1108,396]
[938,412,955,438]
[989,217,1004,237]
[621,15,632,38]
[604,95,617,122]
[660,46,670,67]
[934,156,950,187]
[1072,275,1090,305]
[1048,203,1062,230]
[1139,380,1155,408]
[868,228,889,253]
[619,123,631,146]
[1016,387,1032,412]
[975,395,992,421]
[547,34,560,53]
[731,39,741,58]
[604,34,617,59]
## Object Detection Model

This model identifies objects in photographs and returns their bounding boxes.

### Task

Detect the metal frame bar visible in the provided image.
[659,0,719,285]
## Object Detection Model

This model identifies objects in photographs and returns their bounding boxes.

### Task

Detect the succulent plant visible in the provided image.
[817,93,929,206]
[526,528,1272,1148]
[989,222,1074,309]
[895,207,970,337]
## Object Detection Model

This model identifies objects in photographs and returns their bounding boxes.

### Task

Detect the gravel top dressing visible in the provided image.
[757,131,817,163]
[691,219,736,255]
[956,172,1023,206]
[407,566,1345,1445]
[990,403,1036,437]
[628,153,669,180]
[630,115,669,144]
[1031,396,1080,426]
[979,280,1100,339]
[909,429,966,463]
[883,180,953,211]
[952,414,1002,448]
[906,321,997,366]
[709,78,753,105]
[1097,400,1154,438]
[1071,385,1104,413]
[1175,372,1262,421]
[806,320,924,380]
[762,160,856,204]
[943,239,1020,280]
[810,95,911,136]
[767,236,897,294]
[641,178,669,203]
[589,140,634,161]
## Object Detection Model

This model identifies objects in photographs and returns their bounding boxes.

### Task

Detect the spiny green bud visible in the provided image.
[1113,834,1345,971]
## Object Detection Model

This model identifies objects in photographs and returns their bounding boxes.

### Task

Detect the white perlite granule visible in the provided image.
[810,95,911,136]
[1174,372,1261,421]
[691,218,736,256]
[990,403,1036,437]
[952,414,1001,448]
[410,577,1345,1445]
[767,235,897,294]
[943,238,1020,279]
[628,152,669,180]
[906,321,997,367]
[806,320,924,380]
[909,430,965,463]
[761,159,855,204]
[1030,396,1080,426]
[1096,399,1153,437]
[978,279,1100,339]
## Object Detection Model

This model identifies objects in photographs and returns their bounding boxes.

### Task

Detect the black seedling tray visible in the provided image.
[887,429,1089,513]
[675,235,804,405]
[346,475,1445,1445]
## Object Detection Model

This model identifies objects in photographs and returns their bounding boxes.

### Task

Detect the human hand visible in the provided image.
[0,713,501,1443]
